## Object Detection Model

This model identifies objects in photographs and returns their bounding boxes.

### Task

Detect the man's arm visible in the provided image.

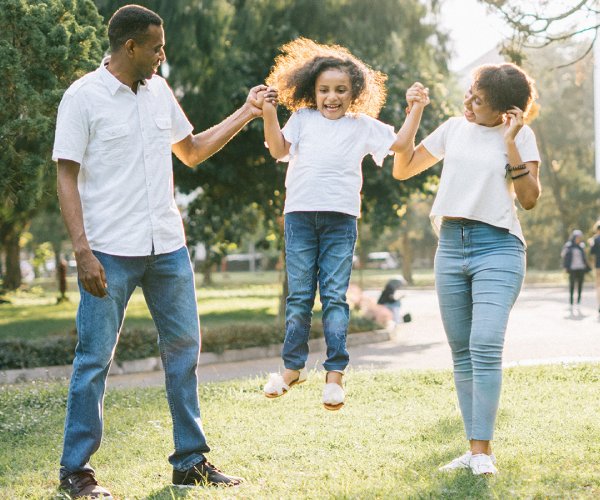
[57,159,107,297]
[172,84,268,167]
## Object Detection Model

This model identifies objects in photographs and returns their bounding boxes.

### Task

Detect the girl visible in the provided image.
[261,38,413,410]
[393,63,541,474]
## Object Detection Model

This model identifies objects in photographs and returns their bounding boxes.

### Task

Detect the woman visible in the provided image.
[393,63,540,475]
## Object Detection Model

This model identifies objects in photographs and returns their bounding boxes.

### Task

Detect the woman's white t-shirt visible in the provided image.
[281,108,397,217]
[421,116,541,245]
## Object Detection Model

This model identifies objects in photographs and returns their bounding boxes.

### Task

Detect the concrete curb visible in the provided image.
[0,329,390,385]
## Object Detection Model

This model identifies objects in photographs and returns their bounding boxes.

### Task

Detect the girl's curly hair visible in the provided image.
[473,63,538,119]
[266,38,388,117]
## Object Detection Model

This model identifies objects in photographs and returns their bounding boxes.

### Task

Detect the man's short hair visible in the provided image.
[108,4,163,52]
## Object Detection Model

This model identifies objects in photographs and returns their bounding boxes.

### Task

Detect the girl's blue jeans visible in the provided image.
[60,246,209,479]
[282,211,357,372]
[435,219,525,441]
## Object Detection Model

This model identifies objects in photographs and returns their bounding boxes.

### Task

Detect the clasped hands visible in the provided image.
[406,82,430,114]
[246,85,279,116]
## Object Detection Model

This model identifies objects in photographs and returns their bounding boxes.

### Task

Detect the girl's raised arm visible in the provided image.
[262,88,291,160]
[391,83,439,180]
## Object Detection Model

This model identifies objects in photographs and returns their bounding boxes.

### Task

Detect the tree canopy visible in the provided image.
[479,0,599,65]
[519,43,599,268]
[95,0,454,282]
[0,0,107,289]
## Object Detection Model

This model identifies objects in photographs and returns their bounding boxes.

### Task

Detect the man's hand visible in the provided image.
[246,84,269,117]
[76,249,108,298]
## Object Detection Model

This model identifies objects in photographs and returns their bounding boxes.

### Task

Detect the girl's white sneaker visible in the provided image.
[469,453,498,475]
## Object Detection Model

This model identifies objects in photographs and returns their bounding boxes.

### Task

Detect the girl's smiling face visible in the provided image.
[463,85,503,127]
[315,68,353,120]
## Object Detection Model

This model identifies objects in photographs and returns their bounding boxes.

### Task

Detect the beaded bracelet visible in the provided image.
[505,163,527,178]
[511,170,530,180]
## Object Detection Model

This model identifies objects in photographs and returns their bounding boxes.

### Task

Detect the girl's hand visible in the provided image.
[504,106,524,142]
[262,87,279,111]
[406,82,430,114]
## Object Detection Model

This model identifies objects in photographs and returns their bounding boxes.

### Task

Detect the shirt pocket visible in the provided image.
[152,116,172,155]
[97,124,131,163]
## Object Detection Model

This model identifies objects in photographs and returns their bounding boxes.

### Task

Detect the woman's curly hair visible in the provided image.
[473,63,538,119]
[266,38,388,117]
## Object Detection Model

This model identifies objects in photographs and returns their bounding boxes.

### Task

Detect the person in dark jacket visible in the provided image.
[377,277,410,324]
[561,229,591,312]
[588,221,600,314]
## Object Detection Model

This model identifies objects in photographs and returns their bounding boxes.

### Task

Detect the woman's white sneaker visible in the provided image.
[440,451,497,472]
[439,451,472,471]
[469,453,498,475]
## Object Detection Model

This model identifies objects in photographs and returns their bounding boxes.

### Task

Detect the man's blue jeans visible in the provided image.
[60,246,209,479]
[282,211,357,372]
[435,219,525,441]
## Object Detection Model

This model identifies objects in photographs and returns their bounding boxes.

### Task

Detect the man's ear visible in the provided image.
[124,38,136,56]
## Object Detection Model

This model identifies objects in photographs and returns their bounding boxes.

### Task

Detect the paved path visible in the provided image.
[108,285,600,389]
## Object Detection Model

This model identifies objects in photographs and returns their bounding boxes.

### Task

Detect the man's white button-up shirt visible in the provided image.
[53,58,194,256]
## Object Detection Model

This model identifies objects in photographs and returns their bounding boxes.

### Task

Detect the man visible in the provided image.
[590,221,600,315]
[53,5,272,498]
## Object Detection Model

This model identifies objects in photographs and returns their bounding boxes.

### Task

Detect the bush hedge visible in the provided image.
[0,317,379,370]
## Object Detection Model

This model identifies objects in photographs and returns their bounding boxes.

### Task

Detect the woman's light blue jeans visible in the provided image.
[60,246,209,479]
[282,211,357,372]
[435,219,525,441]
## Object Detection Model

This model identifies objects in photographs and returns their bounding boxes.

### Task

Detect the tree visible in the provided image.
[519,43,600,269]
[479,0,599,65]
[96,0,453,286]
[0,0,107,290]
[473,2,600,268]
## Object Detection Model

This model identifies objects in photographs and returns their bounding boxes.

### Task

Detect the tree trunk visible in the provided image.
[277,247,287,328]
[401,230,414,285]
[3,229,22,290]
[201,260,213,286]
[534,123,569,239]
[52,240,63,283]
[356,219,367,289]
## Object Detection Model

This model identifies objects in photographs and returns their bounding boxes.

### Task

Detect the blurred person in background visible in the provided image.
[561,229,591,314]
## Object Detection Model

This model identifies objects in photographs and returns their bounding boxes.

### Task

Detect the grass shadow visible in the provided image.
[145,485,194,500]
[405,416,496,499]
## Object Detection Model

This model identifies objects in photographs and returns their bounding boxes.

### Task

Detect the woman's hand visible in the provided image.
[504,106,524,142]
[406,82,430,114]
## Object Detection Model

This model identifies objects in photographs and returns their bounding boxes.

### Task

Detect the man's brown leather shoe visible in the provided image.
[59,471,113,499]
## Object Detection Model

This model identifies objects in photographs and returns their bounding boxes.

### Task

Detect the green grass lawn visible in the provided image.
[0,282,282,341]
[1,364,599,499]
[0,269,567,342]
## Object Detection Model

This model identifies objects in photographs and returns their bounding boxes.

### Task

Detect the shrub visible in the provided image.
[0,317,379,370]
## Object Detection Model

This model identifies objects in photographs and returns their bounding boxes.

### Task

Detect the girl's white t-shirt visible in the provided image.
[281,108,396,217]
[421,116,540,245]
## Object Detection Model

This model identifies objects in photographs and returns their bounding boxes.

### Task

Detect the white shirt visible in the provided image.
[281,108,396,217]
[422,117,540,245]
[52,58,193,256]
